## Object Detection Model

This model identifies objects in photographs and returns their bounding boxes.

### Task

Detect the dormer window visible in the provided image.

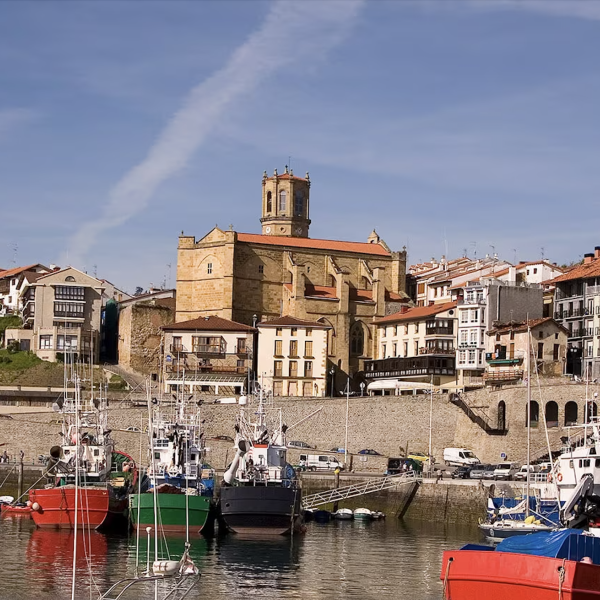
[266,191,272,213]
[279,190,287,212]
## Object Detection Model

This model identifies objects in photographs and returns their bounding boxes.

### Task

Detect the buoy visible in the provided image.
[31,502,40,512]
[153,560,180,576]
[26,501,32,507]
[557,473,563,482]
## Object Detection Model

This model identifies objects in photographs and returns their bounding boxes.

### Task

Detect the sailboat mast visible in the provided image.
[70,370,80,600]
[526,324,531,515]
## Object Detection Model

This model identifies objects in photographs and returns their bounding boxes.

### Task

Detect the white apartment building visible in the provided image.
[256,316,329,397]
[0,264,51,316]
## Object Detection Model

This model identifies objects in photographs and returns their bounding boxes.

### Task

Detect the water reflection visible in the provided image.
[1,516,478,600]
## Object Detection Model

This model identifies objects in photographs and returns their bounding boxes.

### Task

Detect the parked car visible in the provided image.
[287,440,315,449]
[451,466,472,479]
[358,449,381,456]
[493,462,520,480]
[210,435,234,442]
[408,452,433,464]
[125,426,141,432]
[514,465,541,481]
[299,454,343,471]
[482,464,498,479]
[469,464,489,480]
[330,447,346,454]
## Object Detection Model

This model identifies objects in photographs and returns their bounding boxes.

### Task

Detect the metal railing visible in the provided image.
[302,471,421,509]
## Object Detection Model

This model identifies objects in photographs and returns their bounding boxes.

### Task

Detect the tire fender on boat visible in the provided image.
[556,472,563,482]
[547,473,553,483]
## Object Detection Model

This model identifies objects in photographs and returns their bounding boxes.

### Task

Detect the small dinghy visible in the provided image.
[353,508,373,521]
[332,508,353,520]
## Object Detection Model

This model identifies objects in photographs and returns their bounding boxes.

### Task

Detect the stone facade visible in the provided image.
[175,169,409,390]
[118,299,175,376]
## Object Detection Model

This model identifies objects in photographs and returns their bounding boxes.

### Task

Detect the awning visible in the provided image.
[165,374,246,386]
[366,379,464,392]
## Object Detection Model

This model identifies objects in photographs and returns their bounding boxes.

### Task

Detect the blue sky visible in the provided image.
[1,0,600,292]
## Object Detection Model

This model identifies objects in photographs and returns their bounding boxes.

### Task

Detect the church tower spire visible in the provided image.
[260,166,311,237]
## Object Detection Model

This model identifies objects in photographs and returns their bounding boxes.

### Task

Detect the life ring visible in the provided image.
[556,473,563,482]
[547,473,553,483]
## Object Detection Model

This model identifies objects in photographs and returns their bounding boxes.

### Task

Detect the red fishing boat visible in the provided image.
[441,529,600,599]
[1,503,32,517]
[29,376,136,530]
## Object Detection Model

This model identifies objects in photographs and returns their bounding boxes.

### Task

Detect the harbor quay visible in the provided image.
[0,379,591,469]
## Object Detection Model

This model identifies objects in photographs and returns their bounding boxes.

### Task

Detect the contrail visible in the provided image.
[66,0,364,265]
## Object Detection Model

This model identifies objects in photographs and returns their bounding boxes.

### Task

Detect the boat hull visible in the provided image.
[29,486,127,530]
[129,493,213,534]
[219,485,302,535]
[479,522,554,540]
[441,550,600,599]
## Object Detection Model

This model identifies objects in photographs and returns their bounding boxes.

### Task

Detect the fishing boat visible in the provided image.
[129,383,216,535]
[29,377,135,530]
[218,390,309,536]
[441,528,600,599]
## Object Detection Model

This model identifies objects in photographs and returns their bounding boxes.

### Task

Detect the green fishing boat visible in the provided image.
[129,493,214,534]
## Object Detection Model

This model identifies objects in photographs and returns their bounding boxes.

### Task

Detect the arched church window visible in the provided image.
[279,190,287,212]
[294,191,303,216]
[266,191,272,213]
[351,323,364,356]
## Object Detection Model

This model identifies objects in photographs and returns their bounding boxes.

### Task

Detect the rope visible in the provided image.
[0,463,17,490]
[442,557,453,599]
[558,558,566,600]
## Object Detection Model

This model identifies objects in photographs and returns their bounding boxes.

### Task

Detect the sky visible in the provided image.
[1,0,600,293]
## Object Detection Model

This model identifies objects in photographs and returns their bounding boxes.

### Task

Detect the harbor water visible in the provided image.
[0,515,479,599]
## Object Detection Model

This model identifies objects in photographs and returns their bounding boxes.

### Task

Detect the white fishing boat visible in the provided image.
[332,508,353,520]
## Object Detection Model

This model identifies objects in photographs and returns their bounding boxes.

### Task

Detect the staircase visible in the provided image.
[302,471,420,510]
[450,393,507,435]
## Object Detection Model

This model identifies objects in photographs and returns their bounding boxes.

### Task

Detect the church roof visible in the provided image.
[283,284,406,302]
[257,315,330,328]
[163,315,255,332]
[237,233,391,256]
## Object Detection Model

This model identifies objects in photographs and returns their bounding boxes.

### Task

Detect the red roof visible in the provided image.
[237,233,390,256]
[0,264,49,280]
[163,315,255,332]
[265,173,307,181]
[375,301,457,324]
[257,315,330,328]
[549,259,600,284]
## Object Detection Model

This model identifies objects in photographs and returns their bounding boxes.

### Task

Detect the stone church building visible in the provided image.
[175,167,409,391]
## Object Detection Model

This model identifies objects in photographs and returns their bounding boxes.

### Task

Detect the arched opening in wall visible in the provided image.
[545,401,559,428]
[350,322,365,357]
[497,400,506,431]
[362,276,372,291]
[527,401,539,427]
[266,191,272,213]
[565,401,578,426]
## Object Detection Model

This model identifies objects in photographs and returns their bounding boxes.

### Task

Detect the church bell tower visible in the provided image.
[260,166,311,237]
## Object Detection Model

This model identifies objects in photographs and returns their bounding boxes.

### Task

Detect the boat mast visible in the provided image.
[525,323,532,517]
[70,370,80,600]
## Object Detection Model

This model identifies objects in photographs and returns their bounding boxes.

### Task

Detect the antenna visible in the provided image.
[10,242,17,266]
[92,264,97,278]
[288,155,292,170]
[166,263,172,289]
[541,247,545,261]
[512,249,517,264]
[470,241,477,259]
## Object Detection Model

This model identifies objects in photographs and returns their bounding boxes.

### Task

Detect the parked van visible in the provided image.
[514,464,541,481]
[299,454,343,471]
[443,448,480,467]
[493,462,520,480]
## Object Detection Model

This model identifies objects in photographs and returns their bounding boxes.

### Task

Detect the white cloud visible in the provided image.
[66,0,364,264]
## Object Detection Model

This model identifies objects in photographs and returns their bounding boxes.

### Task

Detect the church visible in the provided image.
[175,167,409,390]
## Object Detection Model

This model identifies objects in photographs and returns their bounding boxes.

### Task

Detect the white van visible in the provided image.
[443,448,480,467]
[299,454,343,471]
[493,462,520,480]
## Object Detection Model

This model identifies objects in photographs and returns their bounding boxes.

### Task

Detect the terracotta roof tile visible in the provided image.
[487,317,567,335]
[237,233,390,256]
[257,315,330,328]
[265,173,307,181]
[375,301,457,324]
[0,264,49,280]
[549,260,600,284]
[163,315,255,332]
[284,283,406,303]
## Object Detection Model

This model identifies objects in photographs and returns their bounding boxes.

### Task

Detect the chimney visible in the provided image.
[595,246,600,259]
[584,253,594,264]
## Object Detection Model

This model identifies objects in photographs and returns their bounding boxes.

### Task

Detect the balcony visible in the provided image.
[365,355,456,379]
[422,347,455,355]
[458,298,486,306]
[425,326,454,336]
[166,364,246,375]
[483,369,524,384]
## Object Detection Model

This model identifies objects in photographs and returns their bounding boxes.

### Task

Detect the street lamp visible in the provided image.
[329,367,335,398]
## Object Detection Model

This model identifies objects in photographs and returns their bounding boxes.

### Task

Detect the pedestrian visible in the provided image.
[19,450,24,463]
[1,450,7,463]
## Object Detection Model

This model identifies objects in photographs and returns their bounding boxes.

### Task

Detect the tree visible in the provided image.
[134,286,144,296]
